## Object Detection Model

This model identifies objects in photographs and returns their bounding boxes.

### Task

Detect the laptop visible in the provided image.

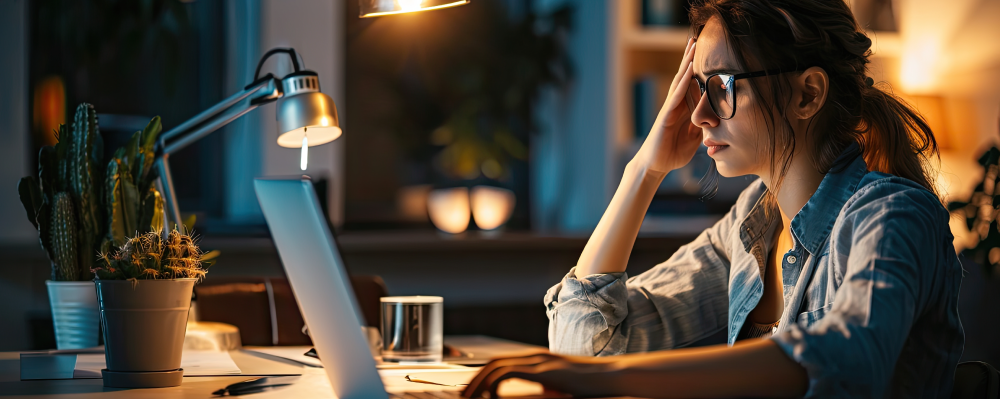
[255,177,547,399]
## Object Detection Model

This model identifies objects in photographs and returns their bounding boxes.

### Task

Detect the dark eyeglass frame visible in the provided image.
[688,68,799,120]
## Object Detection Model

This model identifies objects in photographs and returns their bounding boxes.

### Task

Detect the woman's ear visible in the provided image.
[790,66,829,120]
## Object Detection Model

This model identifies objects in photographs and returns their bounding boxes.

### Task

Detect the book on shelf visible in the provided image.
[632,75,660,141]
[641,0,690,27]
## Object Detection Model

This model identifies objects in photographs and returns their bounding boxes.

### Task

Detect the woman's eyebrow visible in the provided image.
[701,67,737,76]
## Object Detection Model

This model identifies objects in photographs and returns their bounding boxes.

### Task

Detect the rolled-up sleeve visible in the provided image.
[545,187,747,356]
[772,183,963,397]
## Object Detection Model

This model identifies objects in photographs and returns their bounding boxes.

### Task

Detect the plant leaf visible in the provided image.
[18,177,43,229]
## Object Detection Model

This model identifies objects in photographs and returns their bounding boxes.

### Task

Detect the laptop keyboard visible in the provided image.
[389,391,465,399]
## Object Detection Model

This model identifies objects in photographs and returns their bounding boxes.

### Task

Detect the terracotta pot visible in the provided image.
[96,279,195,388]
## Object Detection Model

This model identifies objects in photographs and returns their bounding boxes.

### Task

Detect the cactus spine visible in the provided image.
[50,193,80,281]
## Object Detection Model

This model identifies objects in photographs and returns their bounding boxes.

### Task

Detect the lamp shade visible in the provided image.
[276,71,341,148]
[359,0,470,18]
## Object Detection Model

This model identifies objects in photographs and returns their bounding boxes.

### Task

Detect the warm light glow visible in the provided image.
[277,126,341,148]
[900,40,940,93]
[300,135,308,171]
[427,187,470,234]
[320,116,329,127]
[399,0,422,12]
[470,186,515,230]
[32,76,65,146]
[360,0,469,17]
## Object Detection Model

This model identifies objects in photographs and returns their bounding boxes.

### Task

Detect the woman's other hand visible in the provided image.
[631,38,702,177]
[461,351,615,398]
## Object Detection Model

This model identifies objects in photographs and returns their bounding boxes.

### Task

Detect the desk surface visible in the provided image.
[0,336,544,398]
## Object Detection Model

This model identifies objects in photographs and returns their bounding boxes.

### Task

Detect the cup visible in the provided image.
[379,296,443,363]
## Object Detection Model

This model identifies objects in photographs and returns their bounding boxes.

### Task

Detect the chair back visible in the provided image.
[953,361,1000,399]
[195,275,388,346]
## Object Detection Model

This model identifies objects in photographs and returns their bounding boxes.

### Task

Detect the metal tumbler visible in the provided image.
[379,296,443,363]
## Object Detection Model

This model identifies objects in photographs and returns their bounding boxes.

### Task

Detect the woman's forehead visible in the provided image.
[694,17,737,77]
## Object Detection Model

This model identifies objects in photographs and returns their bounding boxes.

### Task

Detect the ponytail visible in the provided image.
[857,85,940,199]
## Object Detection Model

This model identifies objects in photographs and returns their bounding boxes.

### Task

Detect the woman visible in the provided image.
[462,0,964,397]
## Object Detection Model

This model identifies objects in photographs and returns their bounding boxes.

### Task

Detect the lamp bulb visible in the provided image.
[300,134,308,171]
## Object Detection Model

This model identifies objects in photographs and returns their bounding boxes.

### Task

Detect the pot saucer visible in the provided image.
[101,368,183,388]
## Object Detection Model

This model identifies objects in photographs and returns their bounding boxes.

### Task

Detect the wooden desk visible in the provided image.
[0,336,544,398]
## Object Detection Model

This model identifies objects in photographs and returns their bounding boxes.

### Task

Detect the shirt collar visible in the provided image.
[738,187,779,254]
[790,142,867,255]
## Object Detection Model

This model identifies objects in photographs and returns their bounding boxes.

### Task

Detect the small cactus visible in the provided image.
[94,229,214,282]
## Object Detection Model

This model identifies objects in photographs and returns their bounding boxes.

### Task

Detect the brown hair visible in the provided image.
[689,0,940,208]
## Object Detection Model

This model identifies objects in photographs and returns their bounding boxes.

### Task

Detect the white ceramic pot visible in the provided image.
[46,280,100,350]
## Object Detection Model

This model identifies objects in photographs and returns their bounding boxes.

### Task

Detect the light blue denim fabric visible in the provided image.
[544,143,965,397]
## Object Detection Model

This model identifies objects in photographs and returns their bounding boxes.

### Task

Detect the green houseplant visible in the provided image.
[92,229,213,388]
[17,103,165,349]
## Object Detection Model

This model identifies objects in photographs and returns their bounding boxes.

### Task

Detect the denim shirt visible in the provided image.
[544,143,965,397]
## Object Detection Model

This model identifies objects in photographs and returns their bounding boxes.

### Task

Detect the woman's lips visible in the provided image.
[707,144,729,156]
[704,139,728,156]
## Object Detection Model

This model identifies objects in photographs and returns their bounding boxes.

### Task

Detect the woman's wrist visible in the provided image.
[624,159,670,187]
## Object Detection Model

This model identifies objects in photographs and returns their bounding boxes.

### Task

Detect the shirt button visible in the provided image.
[786,255,797,264]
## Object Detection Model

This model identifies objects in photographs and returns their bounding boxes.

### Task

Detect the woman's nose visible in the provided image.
[691,91,719,128]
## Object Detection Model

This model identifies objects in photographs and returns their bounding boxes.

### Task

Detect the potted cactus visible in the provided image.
[92,229,213,388]
[17,103,165,349]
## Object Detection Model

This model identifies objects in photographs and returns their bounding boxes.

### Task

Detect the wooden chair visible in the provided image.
[194,275,388,346]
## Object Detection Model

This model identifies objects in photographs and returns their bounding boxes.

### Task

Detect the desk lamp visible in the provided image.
[156,1,471,232]
[155,47,339,232]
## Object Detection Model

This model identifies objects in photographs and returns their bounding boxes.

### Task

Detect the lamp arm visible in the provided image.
[155,76,281,233]
[162,77,276,142]
[163,99,264,155]
[155,157,183,234]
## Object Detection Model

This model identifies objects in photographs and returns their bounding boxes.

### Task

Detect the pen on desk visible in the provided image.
[405,375,469,387]
[212,376,296,396]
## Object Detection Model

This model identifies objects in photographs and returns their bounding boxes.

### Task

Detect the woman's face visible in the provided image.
[690,17,779,179]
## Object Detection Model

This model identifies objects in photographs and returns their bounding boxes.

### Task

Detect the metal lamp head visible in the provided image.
[359,0,469,18]
[276,71,341,148]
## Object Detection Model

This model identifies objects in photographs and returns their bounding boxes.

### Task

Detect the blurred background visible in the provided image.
[1,0,998,364]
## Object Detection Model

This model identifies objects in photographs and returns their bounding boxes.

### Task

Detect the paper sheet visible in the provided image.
[21,350,242,380]
[71,350,242,377]
[178,350,243,375]
[244,346,470,370]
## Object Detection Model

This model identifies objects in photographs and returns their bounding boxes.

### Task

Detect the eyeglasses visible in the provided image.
[686,68,797,120]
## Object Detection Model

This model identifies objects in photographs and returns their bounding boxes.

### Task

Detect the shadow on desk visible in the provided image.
[0,350,305,397]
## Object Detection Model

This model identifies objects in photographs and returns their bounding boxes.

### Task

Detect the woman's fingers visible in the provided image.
[485,366,539,399]
[462,354,553,398]
[668,38,696,94]
[663,42,698,118]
